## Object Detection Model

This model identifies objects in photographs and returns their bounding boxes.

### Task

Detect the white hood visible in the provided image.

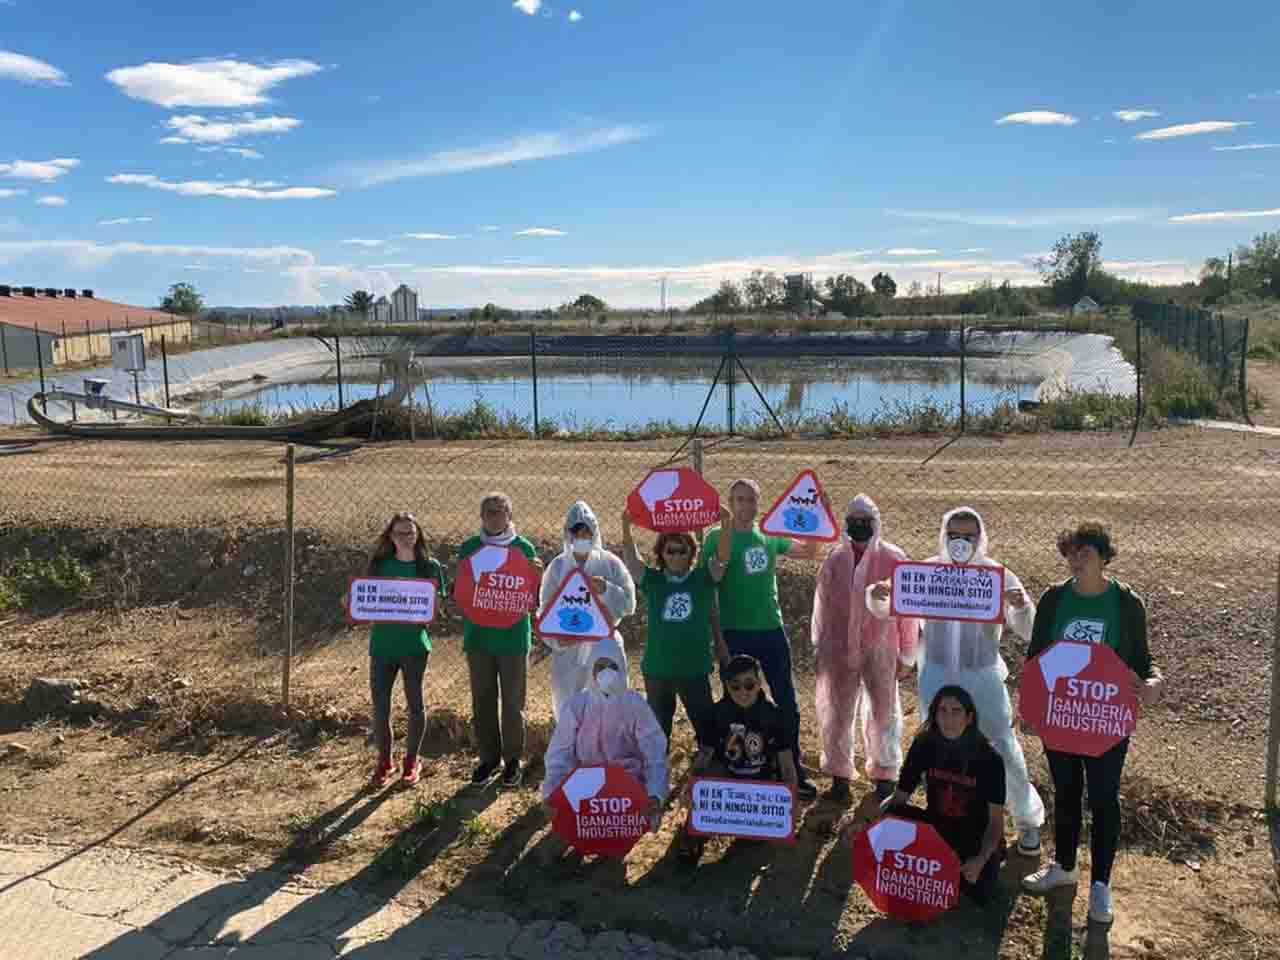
[586,636,629,696]
[935,505,992,564]
[844,493,882,549]
[561,500,603,554]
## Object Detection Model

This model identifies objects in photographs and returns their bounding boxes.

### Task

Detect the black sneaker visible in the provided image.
[826,777,851,804]
[501,758,523,788]
[471,760,500,786]
[874,779,897,800]
[797,774,818,801]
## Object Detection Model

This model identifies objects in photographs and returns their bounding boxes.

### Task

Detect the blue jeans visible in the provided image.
[723,627,801,750]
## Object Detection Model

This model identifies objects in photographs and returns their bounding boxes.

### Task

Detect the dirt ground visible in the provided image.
[1,425,1278,959]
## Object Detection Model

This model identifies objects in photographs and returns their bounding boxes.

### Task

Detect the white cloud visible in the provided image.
[107,173,336,200]
[515,227,566,237]
[1113,109,1160,122]
[996,111,1078,126]
[956,247,988,254]
[343,238,384,247]
[0,50,69,86]
[181,264,215,271]
[480,225,501,232]
[161,113,300,144]
[1135,120,1252,141]
[1210,142,1278,152]
[1102,138,1118,144]
[98,216,153,225]
[36,195,67,206]
[402,232,459,240]
[0,158,79,182]
[1169,207,1280,224]
[224,147,264,159]
[568,10,583,21]
[105,58,324,108]
[343,125,655,186]
[0,239,315,271]
[0,188,28,199]
[513,0,541,14]
[886,206,1161,227]
[882,247,939,256]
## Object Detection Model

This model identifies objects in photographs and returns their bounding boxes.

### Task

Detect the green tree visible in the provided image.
[1234,232,1280,298]
[161,282,203,315]
[823,273,873,315]
[871,272,897,298]
[743,270,785,310]
[344,290,375,319]
[1037,232,1103,305]
[570,293,608,313]
[691,280,743,313]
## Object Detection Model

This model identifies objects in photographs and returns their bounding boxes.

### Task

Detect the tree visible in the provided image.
[742,270,785,310]
[344,290,375,318]
[823,273,872,315]
[691,280,743,313]
[570,293,608,313]
[161,282,203,315]
[1234,232,1280,299]
[871,272,897,298]
[906,280,924,298]
[1037,232,1103,305]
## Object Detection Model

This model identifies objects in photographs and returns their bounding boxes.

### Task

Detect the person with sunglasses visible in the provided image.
[678,654,799,865]
[1021,521,1161,925]
[345,512,446,789]
[869,506,1044,858]
[620,506,733,748]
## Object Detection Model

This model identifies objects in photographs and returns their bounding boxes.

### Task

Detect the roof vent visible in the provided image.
[64,288,77,298]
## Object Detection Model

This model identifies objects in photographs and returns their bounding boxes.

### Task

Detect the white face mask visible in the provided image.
[572,537,593,557]
[947,537,975,563]
[595,667,623,695]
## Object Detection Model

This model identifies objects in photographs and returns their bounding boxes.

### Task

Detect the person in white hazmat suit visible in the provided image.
[868,506,1045,854]
[541,635,669,827]
[539,500,637,721]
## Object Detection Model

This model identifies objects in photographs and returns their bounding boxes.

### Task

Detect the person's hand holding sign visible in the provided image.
[590,575,608,596]
[960,855,987,885]
[1005,588,1027,609]
[870,579,892,602]
[719,505,733,527]
[1130,668,1162,708]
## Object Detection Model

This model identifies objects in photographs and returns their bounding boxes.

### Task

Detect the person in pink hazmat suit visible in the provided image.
[811,494,921,804]
[541,635,669,830]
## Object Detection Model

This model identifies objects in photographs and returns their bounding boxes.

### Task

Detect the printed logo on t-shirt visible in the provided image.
[725,722,766,775]
[1062,618,1106,644]
[662,591,693,622]
[743,546,769,575]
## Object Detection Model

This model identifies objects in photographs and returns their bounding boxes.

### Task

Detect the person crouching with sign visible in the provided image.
[812,494,920,804]
[620,505,732,748]
[349,512,446,789]
[1021,521,1162,925]
[541,637,668,850]
[846,685,1006,905]
[539,500,637,722]
[678,654,798,865]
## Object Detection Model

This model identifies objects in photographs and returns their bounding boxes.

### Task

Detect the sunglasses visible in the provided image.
[727,679,758,692]
[663,546,691,556]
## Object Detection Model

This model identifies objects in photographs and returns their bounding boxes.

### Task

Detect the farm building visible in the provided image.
[1072,295,1101,314]
[0,285,193,373]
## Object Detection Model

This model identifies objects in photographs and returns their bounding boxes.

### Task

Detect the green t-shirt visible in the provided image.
[700,525,791,632]
[1050,581,1123,652]
[368,555,444,659]
[457,534,539,656]
[640,566,717,678]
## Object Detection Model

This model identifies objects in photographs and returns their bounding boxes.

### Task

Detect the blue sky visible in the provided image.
[1,0,1277,308]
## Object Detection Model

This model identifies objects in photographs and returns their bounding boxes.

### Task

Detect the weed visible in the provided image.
[412,796,456,827]
[375,832,426,876]
[458,813,496,845]
[0,548,94,612]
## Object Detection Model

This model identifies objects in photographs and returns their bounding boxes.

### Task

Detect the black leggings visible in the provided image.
[370,652,429,760]
[1045,738,1129,884]
[643,674,715,746]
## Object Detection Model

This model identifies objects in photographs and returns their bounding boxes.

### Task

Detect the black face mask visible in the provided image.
[846,518,874,542]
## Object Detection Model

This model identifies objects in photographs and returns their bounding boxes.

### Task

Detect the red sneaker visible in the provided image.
[371,754,395,788]
[401,756,422,787]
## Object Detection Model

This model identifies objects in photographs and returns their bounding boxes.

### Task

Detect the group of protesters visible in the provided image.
[353,479,1162,926]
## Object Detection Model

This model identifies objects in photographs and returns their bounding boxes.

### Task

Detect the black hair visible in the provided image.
[921,684,989,750]
[721,654,762,683]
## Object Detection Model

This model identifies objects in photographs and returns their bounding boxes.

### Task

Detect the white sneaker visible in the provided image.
[1022,862,1079,893]
[1017,827,1041,855]
[1088,881,1114,923]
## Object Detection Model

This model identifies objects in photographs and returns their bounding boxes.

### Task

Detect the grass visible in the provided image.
[0,547,94,613]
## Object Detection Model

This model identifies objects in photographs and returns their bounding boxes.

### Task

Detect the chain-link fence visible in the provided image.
[1132,299,1250,398]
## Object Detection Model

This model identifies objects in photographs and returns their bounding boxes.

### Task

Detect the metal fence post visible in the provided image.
[282,444,296,710]
[530,329,540,437]
[959,323,967,434]
[161,335,171,412]
[1129,312,1142,446]
[726,328,737,435]
[1266,552,1280,811]
[1239,318,1253,426]
[692,437,705,546]
[335,334,345,408]
[35,322,46,412]
[0,321,8,376]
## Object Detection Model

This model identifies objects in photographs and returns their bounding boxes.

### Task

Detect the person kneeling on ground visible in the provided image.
[541,636,668,846]
[844,685,1007,905]
[678,654,798,865]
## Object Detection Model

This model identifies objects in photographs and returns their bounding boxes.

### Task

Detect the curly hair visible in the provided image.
[1056,519,1117,564]
[653,531,698,571]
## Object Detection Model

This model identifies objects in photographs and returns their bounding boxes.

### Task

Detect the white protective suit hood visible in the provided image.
[586,636,629,697]
[843,494,882,549]
[561,500,603,555]
[936,505,991,564]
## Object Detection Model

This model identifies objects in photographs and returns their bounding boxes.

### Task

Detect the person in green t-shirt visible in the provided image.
[343,512,445,790]
[620,505,732,746]
[453,491,543,790]
[1021,520,1164,927]
[699,478,824,799]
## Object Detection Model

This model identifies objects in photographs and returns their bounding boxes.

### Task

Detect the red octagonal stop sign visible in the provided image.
[626,467,721,533]
[1018,640,1138,757]
[852,816,961,922]
[454,544,539,629]
[549,765,652,858]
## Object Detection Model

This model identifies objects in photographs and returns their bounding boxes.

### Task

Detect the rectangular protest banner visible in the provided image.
[686,778,796,842]
[347,576,437,625]
[889,561,1005,623]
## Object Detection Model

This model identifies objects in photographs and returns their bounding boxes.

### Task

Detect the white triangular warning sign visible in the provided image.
[535,568,615,642]
[759,469,839,542]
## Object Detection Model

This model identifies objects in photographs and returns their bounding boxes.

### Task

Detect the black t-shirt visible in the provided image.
[897,733,1005,860]
[703,695,793,779]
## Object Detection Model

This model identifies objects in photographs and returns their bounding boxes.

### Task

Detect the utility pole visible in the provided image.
[660,276,667,314]
[1227,252,1233,293]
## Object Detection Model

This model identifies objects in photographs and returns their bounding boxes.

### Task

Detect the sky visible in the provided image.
[0,0,1278,309]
